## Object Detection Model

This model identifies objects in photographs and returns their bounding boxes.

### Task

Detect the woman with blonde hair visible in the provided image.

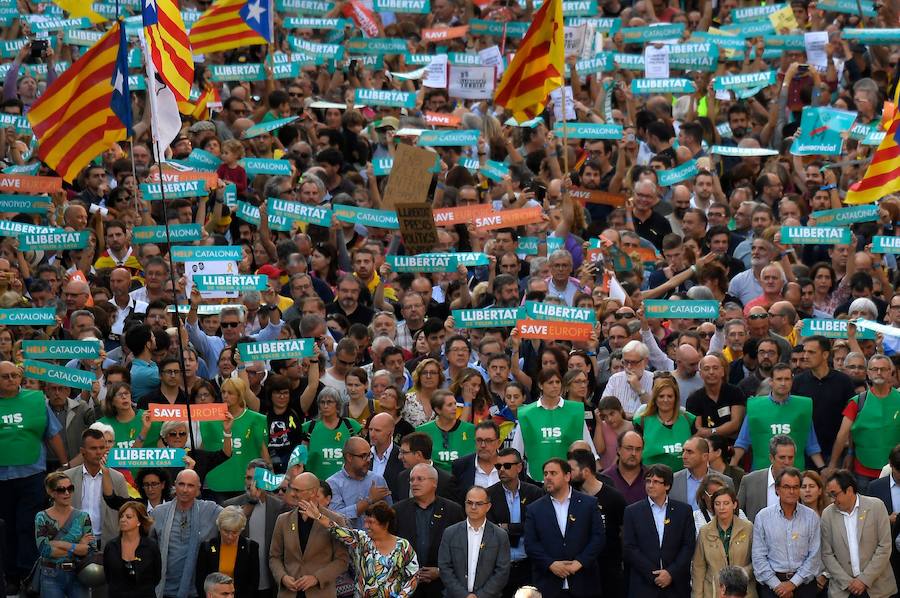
[195,505,259,598]
[402,358,444,427]
[692,486,755,598]
[633,375,696,472]
[103,501,161,598]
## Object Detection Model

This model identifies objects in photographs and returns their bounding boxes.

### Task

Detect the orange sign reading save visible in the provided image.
[424,112,462,127]
[0,174,62,194]
[433,204,494,226]
[569,187,626,207]
[515,319,593,341]
[149,403,228,421]
[474,207,543,231]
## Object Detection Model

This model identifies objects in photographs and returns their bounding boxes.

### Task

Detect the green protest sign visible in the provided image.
[0,112,32,134]
[524,301,596,323]
[277,0,335,13]
[2,163,40,175]
[419,252,489,266]
[714,70,777,91]
[288,37,344,59]
[236,201,292,232]
[23,359,95,390]
[733,3,785,21]
[238,339,316,361]
[170,246,243,262]
[480,160,509,183]
[453,308,524,328]
[417,129,480,147]
[621,23,684,43]
[871,236,900,254]
[30,17,93,31]
[254,467,285,491]
[613,53,644,70]
[223,183,238,208]
[790,106,858,156]
[780,226,851,245]
[657,159,699,187]
[333,205,400,229]
[283,16,350,28]
[387,254,459,273]
[843,28,900,44]
[347,37,408,55]
[23,340,101,361]
[710,146,779,157]
[176,149,221,171]
[518,237,539,255]
[0,308,56,326]
[209,63,266,81]
[354,88,417,108]
[801,318,875,340]
[816,0,876,16]
[720,18,774,37]
[18,231,88,251]
[132,224,202,245]
[194,275,268,292]
[140,180,206,200]
[373,0,429,11]
[266,198,332,226]
[810,205,878,226]
[63,29,104,46]
[631,78,696,95]
[0,194,49,213]
[242,116,299,139]
[570,53,613,76]
[669,43,718,71]
[644,300,720,319]
[553,123,622,139]
[763,34,805,50]
[469,19,529,37]
[566,16,621,34]
[107,447,187,468]
[241,158,292,177]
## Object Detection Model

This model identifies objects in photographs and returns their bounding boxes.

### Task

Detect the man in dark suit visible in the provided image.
[486,448,544,598]
[395,432,457,499]
[523,458,605,598]
[394,463,465,598]
[866,443,900,598]
[224,459,290,597]
[451,421,502,502]
[368,413,404,498]
[623,463,696,598]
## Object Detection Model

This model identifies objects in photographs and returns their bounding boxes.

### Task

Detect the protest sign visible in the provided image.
[396,204,440,255]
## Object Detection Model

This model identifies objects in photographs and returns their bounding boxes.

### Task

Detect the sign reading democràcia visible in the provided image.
[515,319,594,342]
[644,300,721,319]
[148,403,228,421]
[790,106,858,156]
[452,308,524,328]
[17,230,88,251]
[871,236,900,254]
[254,467,286,491]
[0,307,56,325]
[524,301,597,324]
[387,254,459,273]
[22,340,101,361]
[354,88,417,108]
[238,339,317,361]
[132,224,203,245]
[170,246,244,262]
[333,205,400,229]
[810,205,878,226]
[780,226,851,245]
[23,360,95,390]
[107,447,187,469]
[140,180,206,200]
[800,319,876,340]
[417,129,480,147]
[193,274,268,292]
[552,122,623,139]
[266,198,333,227]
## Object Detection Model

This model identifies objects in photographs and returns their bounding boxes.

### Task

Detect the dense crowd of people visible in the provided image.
[2,0,900,597]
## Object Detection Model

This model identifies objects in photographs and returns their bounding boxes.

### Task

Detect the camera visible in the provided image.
[29,39,48,62]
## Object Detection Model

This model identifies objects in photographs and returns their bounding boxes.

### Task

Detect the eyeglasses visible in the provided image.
[142,481,162,488]
[421,370,439,377]
[475,437,498,445]
[347,452,371,460]
[162,369,182,376]
[698,331,715,338]
[614,312,635,319]
[54,485,75,494]
[221,322,241,328]
[622,358,643,366]
[827,489,843,499]
[494,462,519,470]
[465,500,489,508]
[319,399,337,406]
[167,431,188,438]
[748,313,769,320]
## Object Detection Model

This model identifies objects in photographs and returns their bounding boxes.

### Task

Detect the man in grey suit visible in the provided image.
[439,486,511,598]
[46,381,96,469]
[670,436,733,509]
[821,470,897,598]
[737,434,796,521]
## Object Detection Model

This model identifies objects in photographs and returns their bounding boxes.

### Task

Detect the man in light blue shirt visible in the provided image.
[751,467,821,598]
[125,323,159,402]
[326,436,391,528]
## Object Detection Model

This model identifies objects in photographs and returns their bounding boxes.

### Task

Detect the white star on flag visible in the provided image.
[145,0,156,12]
[113,69,125,95]
[246,0,266,21]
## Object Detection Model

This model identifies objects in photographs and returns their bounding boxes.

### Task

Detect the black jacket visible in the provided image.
[369,444,405,500]
[195,535,260,598]
[393,496,465,598]
[485,480,545,548]
[103,535,162,598]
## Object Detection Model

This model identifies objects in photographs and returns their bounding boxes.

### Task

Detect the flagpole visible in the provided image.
[561,83,569,177]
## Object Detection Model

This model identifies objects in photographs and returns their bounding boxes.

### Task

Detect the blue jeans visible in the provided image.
[40,566,88,598]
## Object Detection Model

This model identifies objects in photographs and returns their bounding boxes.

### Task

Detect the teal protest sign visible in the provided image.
[175,149,221,171]
[871,236,900,254]
[167,304,245,315]
[347,37,408,55]
[714,70,777,91]
[417,129,480,147]
[282,16,350,28]
[810,205,878,226]
[571,53,614,76]
[140,180,206,200]
[194,275,268,292]
[816,0,876,16]
[613,53,644,70]
[333,205,399,229]
[631,78,696,95]
[236,201,292,232]
[0,112,31,134]
[733,3,785,21]
[63,28,103,46]
[790,106,858,156]
[18,231,88,251]
[553,122,622,140]
[458,157,480,171]
[288,37,344,59]
[373,0,429,12]
[210,63,267,81]
[254,467,285,491]
[711,146,779,157]
[468,19,529,37]
[238,339,316,361]
[763,34,805,50]
[387,254,459,273]
[453,307,524,328]
[420,252,489,266]
[107,447,187,469]
[566,17,621,34]
[780,226,851,245]
[29,17,93,32]
[849,122,877,141]
[241,158,292,177]
[669,43,718,71]
[620,23,684,43]
[524,301,596,324]
[373,157,442,176]
[354,88,417,108]
[23,340,101,361]
[170,246,243,262]
[720,18,774,37]
[266,198,332,226]
[518,237,540,255]
[0,308,56,326]
[243,116,299,139]
[23,359,95,390]
[277,0,335,13]
[657,159,699,187]
[223,183,237,208]
[691,31,747,53]
[532,0,597,15]
[843,29,900,44]
[132,224,202,245]
[2,163,40,176]
[801,318,875,340]
[0,194,49,213]
[480,160,510,183]
[644,300,720,319]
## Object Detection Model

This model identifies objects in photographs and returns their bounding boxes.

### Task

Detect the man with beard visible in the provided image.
[733,205,774,268]
[327,274,374,327]
[489,274,521,308]
[738,338,780,397]
[602,431,648,504]
[688,355,747,442]
[666,185,691,236]
[567,449,625,598]
[693,171,718,212]
[629,179,672,250]
[648,234,693,294]
[728,238,779,305]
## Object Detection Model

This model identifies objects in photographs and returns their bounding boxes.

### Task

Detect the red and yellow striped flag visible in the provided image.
[846,86,900,204]
[143,0,194,102]
[493,0,565,123]
[189,0,273,56]
[179,85,222,120]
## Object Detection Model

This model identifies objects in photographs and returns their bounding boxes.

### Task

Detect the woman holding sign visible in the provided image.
[99,383,158,452]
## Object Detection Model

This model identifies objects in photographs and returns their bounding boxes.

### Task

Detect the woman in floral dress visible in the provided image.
[296,499,418,598]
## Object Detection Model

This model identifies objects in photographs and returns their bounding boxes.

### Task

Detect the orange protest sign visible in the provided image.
[473,206,543,230]
[634,247,659,263]
[148,168,219,191]
[0,174,62,194]
[569,187,626,207]
[422,25,469,42]
[516,319,594,342]
[149,403,229,421]
[425,112,462,127]
[433,204,494,226]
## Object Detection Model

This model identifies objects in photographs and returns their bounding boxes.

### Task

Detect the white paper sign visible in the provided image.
[478,45,505,79]
[550,86,576,121]
[644,44,670,79]
[423,54,448,89]
[564,24,587,59]
[448,65,495,99]
[804,31,829,70]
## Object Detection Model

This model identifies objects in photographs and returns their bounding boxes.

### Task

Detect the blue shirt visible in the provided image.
[0,403,62,481]
[504,485,527,561]
[734,395,822,462]
[326,468,392,529]
[891,476,900,514]
[686,472,703,511]
[751,502,821,589]
[185,318,283,377]
[649,498,667,546]
[130,358,160,402]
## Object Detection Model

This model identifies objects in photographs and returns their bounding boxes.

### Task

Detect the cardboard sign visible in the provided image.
[22,340,101,360]
[0,308,56,325]
[453,307,523,328]
[871,236,900,254]
[238,339,317,361]
[569,188,626,207]
[644,299,720,319]
[473,207,543,231]
[800,318,875,340]
[170,246,244,262]
[396,204,439,255]
[132,224,203,245]
[17,230,88,251]
[254,467,285,491]
[23,359,95,390]
[515,319,593,342]
[0,174,61,194]
[107,447,187,468]
[780,226,851,245]
[194,275,268,292]
[524,301,597,323]
[333,205,400,229]
[148,403,229,421]
[382,144,438,209]
[432,204,494,226]
[387,253,457,272]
